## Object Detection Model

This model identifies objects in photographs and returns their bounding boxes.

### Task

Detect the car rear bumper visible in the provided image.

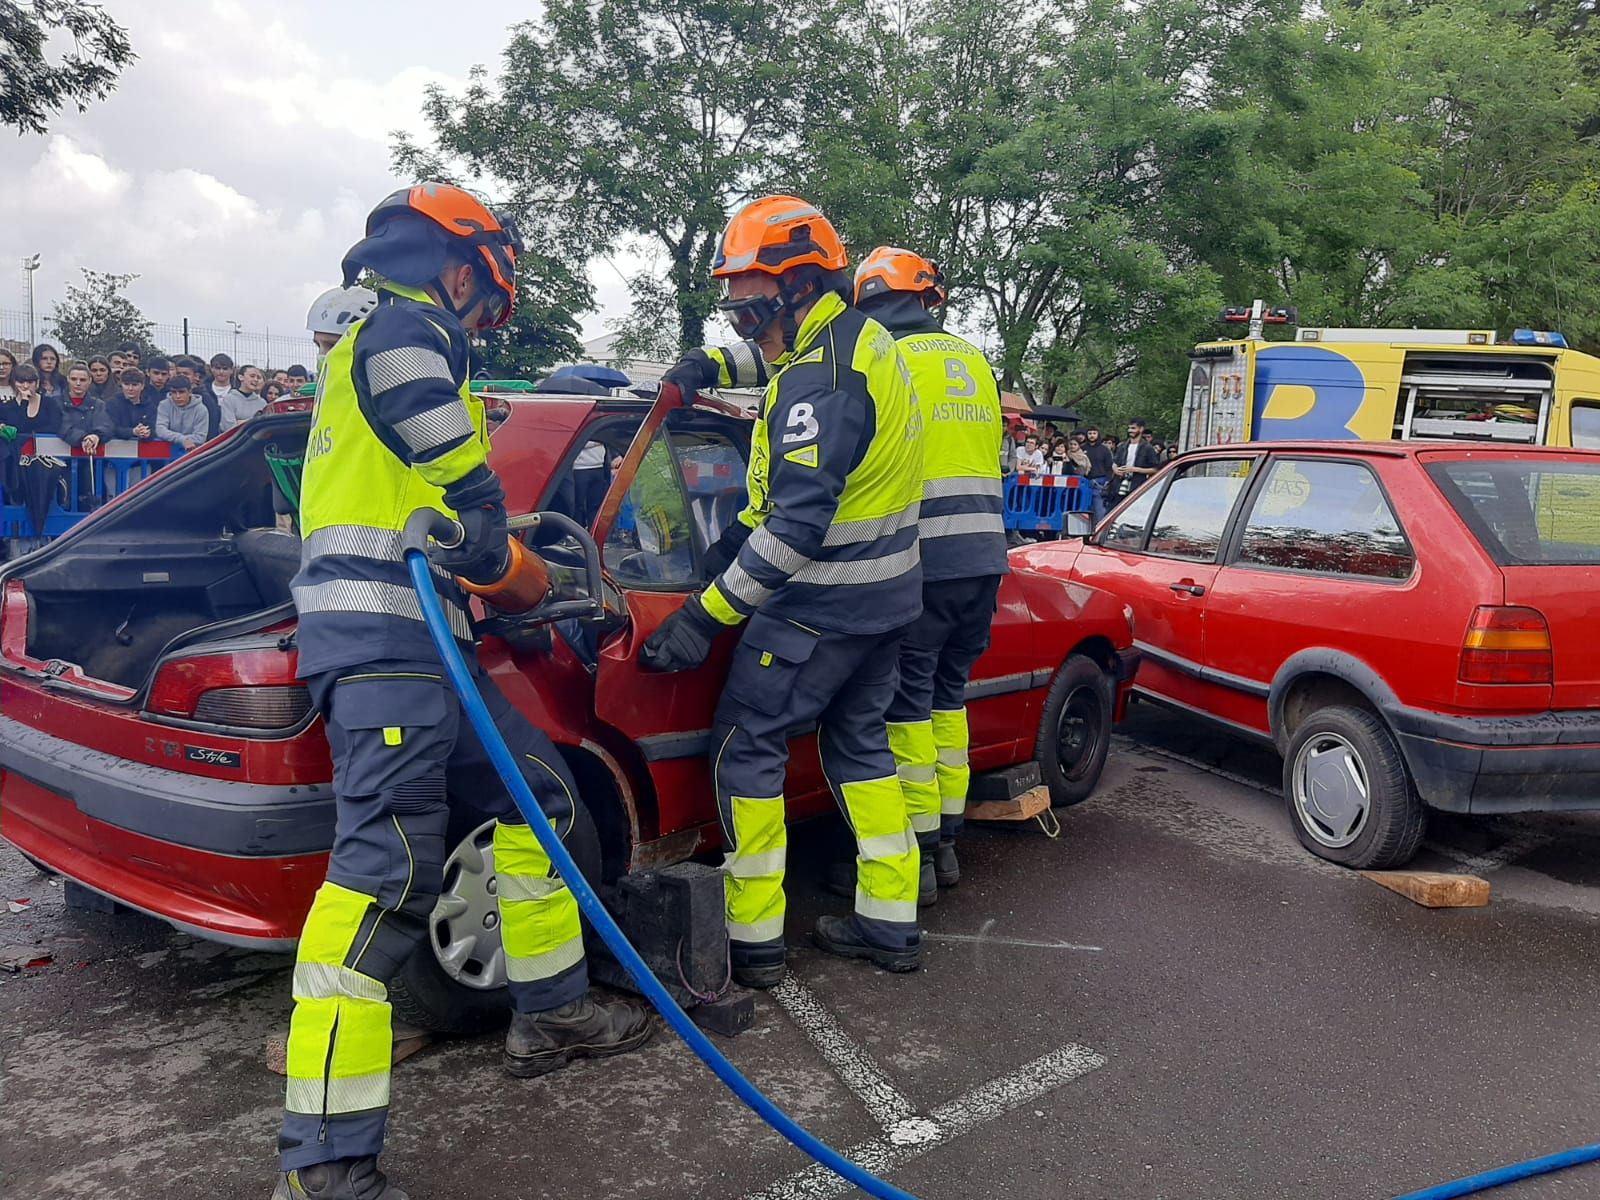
[0,711,333,947]
[1390,707,1600,814]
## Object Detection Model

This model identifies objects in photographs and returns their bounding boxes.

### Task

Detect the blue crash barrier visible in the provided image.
[1003,472,1092,535]
[1,436,180,542]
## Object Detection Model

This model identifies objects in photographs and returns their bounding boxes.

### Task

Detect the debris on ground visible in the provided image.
[1,944,53,972]
[7,899,33,914]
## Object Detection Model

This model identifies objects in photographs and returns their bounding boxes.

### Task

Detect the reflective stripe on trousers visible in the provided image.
[932,707,972,839]
[887,719,941,850]
[837,772,920,933]
[721,792,788,947]
[494,820,585,985]
[282,882,394,1139]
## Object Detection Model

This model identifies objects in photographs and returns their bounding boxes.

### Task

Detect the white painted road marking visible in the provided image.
[742,1044,1107,1200]
[770,975,922,1134]
[925,931,1103,952]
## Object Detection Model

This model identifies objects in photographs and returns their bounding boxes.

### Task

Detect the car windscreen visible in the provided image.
[1425,458,1600,566]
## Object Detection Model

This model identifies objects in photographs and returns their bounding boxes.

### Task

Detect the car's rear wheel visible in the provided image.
[1035,653,1115,807]
[1282,704,1425,869]
[389,799,603,1036]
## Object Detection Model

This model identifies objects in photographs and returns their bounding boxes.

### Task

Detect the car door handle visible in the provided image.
[1169,581,1206,597]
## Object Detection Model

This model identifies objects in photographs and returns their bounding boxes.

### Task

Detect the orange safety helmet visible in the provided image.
[854,246,948,307]
[341,182,522,330]
[710,196,849,341]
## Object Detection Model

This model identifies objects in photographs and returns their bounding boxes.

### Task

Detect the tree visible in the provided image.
[395,0,855,351]
[471,250,587,378]
[1,1,135,135]
[48,268,155,358]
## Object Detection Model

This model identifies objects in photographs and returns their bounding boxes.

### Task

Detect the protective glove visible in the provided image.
[0,425,17,443]
[435,468,512,586]
[641,593,723,673]
[701,520,752,578]
[429,502,511,586]
[659,349,721,406]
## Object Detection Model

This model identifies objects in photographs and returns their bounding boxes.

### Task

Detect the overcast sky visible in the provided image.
[2,1,636,346]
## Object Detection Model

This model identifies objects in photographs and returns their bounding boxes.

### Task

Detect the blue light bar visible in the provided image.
[1511,328,1568,348]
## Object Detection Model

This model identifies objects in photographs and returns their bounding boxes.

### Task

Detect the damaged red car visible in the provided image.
[0,386,1138,1029]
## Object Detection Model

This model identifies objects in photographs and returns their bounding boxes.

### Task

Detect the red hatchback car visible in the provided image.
[0,390,1138,1029]
[1025,442,1600,868]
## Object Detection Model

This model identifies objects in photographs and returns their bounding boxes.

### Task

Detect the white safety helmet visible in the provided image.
[306,285,378,336]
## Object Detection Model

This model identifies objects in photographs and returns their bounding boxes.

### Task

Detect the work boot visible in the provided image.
[918,852,938,908]
[934,840,960,888]
[271,1158,408,1200]
[731,944,787,990]
[503,993,654,1078]
[811,915,920,974]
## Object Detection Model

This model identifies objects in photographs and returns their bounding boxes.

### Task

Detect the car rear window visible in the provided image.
[1426,458,1600,566]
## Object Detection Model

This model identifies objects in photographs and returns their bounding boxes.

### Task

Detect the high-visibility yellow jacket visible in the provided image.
[700,291,925,635]
[291,283,488,675]
[874,308,1008,582]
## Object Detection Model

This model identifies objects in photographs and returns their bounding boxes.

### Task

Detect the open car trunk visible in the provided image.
[1,413,310,695]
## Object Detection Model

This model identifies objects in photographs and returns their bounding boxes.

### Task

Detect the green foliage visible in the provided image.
[398,0,1600,435]
[396,0,855,352]
[48,269,156,359]
[470,250,587,377]
[1,1,135,135]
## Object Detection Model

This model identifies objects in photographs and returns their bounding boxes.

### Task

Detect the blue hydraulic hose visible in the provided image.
[1395,1142,1600,1199]
[404,547,919,1200]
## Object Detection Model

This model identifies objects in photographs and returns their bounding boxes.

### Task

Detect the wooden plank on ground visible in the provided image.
[967,785,1051,824]
[1359,870,1490,908]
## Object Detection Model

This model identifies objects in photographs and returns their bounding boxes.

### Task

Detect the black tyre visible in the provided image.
[389,798,603,1036]
[1282,704,1425,868]
[1035,653,1115,807]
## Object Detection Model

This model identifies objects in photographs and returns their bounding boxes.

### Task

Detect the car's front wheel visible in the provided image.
[389,799,604,1036]
[1282,705,1425,869]
[1035,653,1115,807]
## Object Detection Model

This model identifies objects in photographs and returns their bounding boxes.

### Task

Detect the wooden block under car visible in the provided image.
[1358,870,1490,908]
[966,785,1052,824]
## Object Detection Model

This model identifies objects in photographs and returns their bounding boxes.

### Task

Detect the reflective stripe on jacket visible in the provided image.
[891,328,1008,581]
[290,284,487,676]
[700,292,924,635]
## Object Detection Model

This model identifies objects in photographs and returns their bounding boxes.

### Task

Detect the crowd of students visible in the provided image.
[1002,417,1180,523]
[0,341,312,538]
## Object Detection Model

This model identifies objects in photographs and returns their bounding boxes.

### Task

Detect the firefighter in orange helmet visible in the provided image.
[644,197,926,987]
[855,247,1007,899]
[273,183,651,1200]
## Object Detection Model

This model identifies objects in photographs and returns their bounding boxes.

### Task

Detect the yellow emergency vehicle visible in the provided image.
[1179,303,1600,452]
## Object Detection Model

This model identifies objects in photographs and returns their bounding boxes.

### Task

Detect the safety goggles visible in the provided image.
[716,291,783,341]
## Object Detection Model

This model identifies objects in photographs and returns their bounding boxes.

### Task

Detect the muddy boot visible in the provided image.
[504,994,654,1078]
[811,915,920,974]
[934,840,960,888]
[731,943,787,990]
[271,1158,408,1200]
[918,852,938,908]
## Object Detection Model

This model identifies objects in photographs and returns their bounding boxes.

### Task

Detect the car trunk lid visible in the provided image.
[1499,567,1600,709]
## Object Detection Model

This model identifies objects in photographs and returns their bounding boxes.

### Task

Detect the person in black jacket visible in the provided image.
[4,365,65,534]
[1081,425,1116,520]
[1111,417,1163,501]
[59,364,113,507]
[106,369,159,441]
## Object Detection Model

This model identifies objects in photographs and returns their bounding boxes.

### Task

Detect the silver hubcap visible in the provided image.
[429,819,507,991]
[1292,732,1370,848]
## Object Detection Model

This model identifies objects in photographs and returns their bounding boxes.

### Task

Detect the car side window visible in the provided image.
[1571,402,1600,450]
[1144,458,1255,562]
[1236,459,1413,579]
[1098,486,1160,551]
[605,433,698,588]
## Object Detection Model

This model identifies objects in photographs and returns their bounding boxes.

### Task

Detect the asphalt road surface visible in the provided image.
[3,697,1599,1199]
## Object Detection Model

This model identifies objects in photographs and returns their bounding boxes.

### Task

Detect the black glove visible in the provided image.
[701,520,752,578]
[435,468,511,585]
[660,349,721,406]
[640,593,723,672]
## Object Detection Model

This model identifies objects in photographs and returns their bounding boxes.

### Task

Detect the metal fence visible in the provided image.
[0,308,318,371]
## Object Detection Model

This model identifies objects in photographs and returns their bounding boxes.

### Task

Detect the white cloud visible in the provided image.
[0,0,636,354]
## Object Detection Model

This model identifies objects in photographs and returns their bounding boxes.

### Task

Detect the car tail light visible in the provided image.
[1459,606,1553,685]
[147,649,309,730]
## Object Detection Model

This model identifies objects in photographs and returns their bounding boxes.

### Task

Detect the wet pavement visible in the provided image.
[3,698,1598,1199]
